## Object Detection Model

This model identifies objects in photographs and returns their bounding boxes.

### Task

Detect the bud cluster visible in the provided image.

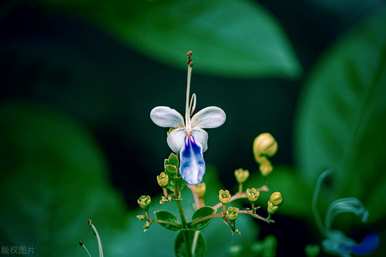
[135,132,283,250]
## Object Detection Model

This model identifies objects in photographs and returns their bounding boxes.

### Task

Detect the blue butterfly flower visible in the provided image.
[150,62,226,185]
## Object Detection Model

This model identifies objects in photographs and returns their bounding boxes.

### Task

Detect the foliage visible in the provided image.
[38,0,301,78]
[295,8,386,223]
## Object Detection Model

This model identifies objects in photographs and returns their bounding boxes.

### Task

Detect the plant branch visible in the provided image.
[212,185,269,210]
[238,210,274,223]
[191,213,224,225]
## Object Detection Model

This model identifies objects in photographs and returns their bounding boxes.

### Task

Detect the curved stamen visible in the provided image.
[189,93,197,115]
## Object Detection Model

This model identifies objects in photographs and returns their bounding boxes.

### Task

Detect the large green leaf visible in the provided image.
[295,9,386,222]
[0,103,132,257]
[39,0,301,78]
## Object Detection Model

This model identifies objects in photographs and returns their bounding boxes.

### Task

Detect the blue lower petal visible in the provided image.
[179,135,205,184]
[350,234,379,255]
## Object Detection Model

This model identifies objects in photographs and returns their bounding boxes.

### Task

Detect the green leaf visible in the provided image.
[191,207,215,230]
[175,229,206,257]
[155,211,182,231]
[39,0,301,78]
[295,9,386,222]
[168,153,180,168]
[0,103,133,257]
[165,164,178,177]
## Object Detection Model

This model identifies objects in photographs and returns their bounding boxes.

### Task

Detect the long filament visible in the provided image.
[189,93,197,115]
[185,51,193,130]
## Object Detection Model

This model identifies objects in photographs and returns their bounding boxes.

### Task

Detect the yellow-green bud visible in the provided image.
[137,195,151,209]
[267,200,279,214]
[269,192,283,206]
[259,157,273,176]
[156,172,169,187]
[218,189,232,204]
[193,183,206,198]
[136,214,146,221]
[234,168,250,184]
[246,188,260,202]
[226,207,239,221]
[253,133,278,160]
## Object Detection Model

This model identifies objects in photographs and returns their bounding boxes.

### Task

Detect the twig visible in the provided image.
[238,210,274,223]
[212,185,269,210]
[191,213,224,225]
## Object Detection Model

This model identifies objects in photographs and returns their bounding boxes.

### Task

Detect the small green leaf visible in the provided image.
[168,153,179,168]
[175,229,206,257]
[191,207,215,230]
[165,164,178,176]
[155,211,182,231]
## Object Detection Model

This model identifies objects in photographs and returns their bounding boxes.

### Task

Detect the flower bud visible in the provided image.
[137,195,151,209]
[246,188,260,202]
[269,192,283,206]
[234,168,249,184]
[218,189,232,204]
[267,200,279,214]
[226,207,239,221]
[136,214,146,221]
[259,157,273,176]
[193,183,206,198]
[253,133,278,160]
[156,172,169,187]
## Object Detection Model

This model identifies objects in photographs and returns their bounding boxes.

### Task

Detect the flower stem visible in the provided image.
[238,183,243,193]
[176,199,188,228]
[175,181,188,228]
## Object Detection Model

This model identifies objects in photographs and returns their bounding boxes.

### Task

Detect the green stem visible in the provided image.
[176,199,188,227]
[175,180,188,227]
[238,183,243,193]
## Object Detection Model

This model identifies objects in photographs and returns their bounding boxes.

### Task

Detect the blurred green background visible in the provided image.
[0,0,385,256]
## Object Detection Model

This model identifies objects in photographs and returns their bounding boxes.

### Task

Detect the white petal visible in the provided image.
[192,128,208,152]
[150,106,184,128]
[191,106,226,129]
[167,128,186,153]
